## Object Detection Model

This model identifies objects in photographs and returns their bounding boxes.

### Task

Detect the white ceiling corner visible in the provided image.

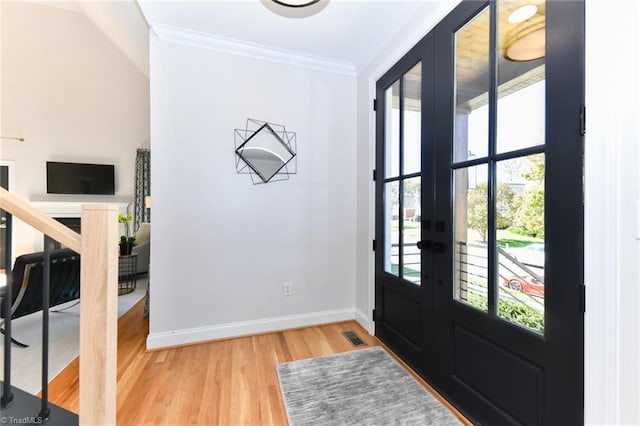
[151,22,357,76]
[136,0,440,75]
[75,0,150,78]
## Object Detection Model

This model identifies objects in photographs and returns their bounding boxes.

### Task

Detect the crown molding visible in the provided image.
[151,23,356,77]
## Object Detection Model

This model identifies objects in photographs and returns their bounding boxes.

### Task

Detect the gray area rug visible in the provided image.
[277,346,461,426]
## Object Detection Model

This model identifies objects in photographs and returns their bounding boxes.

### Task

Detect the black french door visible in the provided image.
[374,33,436,378]
[375,1,584,424]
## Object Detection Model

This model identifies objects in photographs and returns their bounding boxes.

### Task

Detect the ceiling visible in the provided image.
[30,0,545,84]
[136,0,442,72]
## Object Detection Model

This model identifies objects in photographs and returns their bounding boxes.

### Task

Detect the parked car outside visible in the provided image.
[507,243,544,267]
[502,275,545,297]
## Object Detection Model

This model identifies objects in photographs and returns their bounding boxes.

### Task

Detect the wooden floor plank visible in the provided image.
[46,300,470,425]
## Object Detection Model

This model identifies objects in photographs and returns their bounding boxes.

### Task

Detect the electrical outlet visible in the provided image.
[283,282,293,296]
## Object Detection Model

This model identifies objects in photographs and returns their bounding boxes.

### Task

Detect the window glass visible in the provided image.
[454,6,490,163]
[453,165,488,311]
[402,177,421,285]
[497,0,546,154]
[497,154,545,333]
[403,63,422,175]
[385,82,400,178]
[384,181,400,276]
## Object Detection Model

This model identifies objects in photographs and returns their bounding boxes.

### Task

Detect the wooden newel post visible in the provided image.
[80,204,118,426]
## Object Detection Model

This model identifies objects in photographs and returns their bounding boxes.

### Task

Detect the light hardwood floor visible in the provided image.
[48,300,469,425]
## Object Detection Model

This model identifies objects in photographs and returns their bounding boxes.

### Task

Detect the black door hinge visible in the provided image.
[372,309,376,321]
[373,99,377,111]
[373,169,377,181]
[580,283,586,313]
[580,105,586,136]
[372,239,376,251]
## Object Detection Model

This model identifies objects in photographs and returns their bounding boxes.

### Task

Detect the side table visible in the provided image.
[118,253,138,295]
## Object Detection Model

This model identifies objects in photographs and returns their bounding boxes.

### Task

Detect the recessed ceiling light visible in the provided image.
[508,5,538,24]
[272,0,320,7]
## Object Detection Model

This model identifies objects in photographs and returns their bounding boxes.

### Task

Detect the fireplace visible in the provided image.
[52,217,81,249]
[30,200,130,252]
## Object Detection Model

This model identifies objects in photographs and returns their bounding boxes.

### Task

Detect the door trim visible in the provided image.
[583,2,639,423]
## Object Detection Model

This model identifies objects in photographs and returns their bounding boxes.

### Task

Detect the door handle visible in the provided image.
[417,240,445,253]
[416,240,431,250]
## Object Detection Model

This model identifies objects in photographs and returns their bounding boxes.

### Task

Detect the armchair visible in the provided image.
[0,248,80,346]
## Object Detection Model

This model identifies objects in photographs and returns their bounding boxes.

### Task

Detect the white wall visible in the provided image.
[147,34,357,348]
[0,1,149,254]
[584,1,640,424]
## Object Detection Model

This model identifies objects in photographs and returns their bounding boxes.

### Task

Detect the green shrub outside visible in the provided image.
[467,294,544,333]
[507,226,529,236]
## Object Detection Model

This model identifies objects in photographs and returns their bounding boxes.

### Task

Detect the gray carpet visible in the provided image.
[277,346,462,426]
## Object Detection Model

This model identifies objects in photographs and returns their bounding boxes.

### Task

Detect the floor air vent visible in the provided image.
[342,330,366,347]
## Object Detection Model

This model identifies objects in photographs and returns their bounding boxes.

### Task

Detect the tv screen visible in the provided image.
[47,161,115,195]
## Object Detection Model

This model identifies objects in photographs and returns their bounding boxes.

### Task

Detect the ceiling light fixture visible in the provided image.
[505,27,545,61]
[504,4,545,62]
[508,4,538,23]
[272,0,320,7]
[263,0,328,18]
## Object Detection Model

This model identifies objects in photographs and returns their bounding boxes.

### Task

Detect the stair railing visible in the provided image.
[0,187,117,426]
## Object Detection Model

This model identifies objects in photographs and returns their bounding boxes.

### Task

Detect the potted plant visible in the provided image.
[118,213,136,255]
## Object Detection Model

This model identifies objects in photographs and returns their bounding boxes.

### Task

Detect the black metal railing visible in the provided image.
[388,242,421,283]
[456,241,544,309]
[2,212,14,407]
[1,213,72,423]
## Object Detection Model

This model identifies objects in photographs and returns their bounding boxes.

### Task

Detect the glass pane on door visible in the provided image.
[454,6,490,163]
[383,63,424,285]
[497,154,545,333]
[385,82,400,178]
[453,165,488,311]
[402,177,421,285]
[384,181,400,276]
[403,63,422,175]
[497,0,546,154]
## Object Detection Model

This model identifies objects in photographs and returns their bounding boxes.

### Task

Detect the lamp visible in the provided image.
[145,196,152,209]
[272,0,320,7]
[504,5,545,62]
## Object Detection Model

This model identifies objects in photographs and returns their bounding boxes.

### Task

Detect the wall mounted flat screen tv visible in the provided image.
[47,161,115,195]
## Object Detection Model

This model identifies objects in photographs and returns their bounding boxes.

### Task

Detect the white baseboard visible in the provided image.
[146,308,355,350]
[354,308,373,335]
